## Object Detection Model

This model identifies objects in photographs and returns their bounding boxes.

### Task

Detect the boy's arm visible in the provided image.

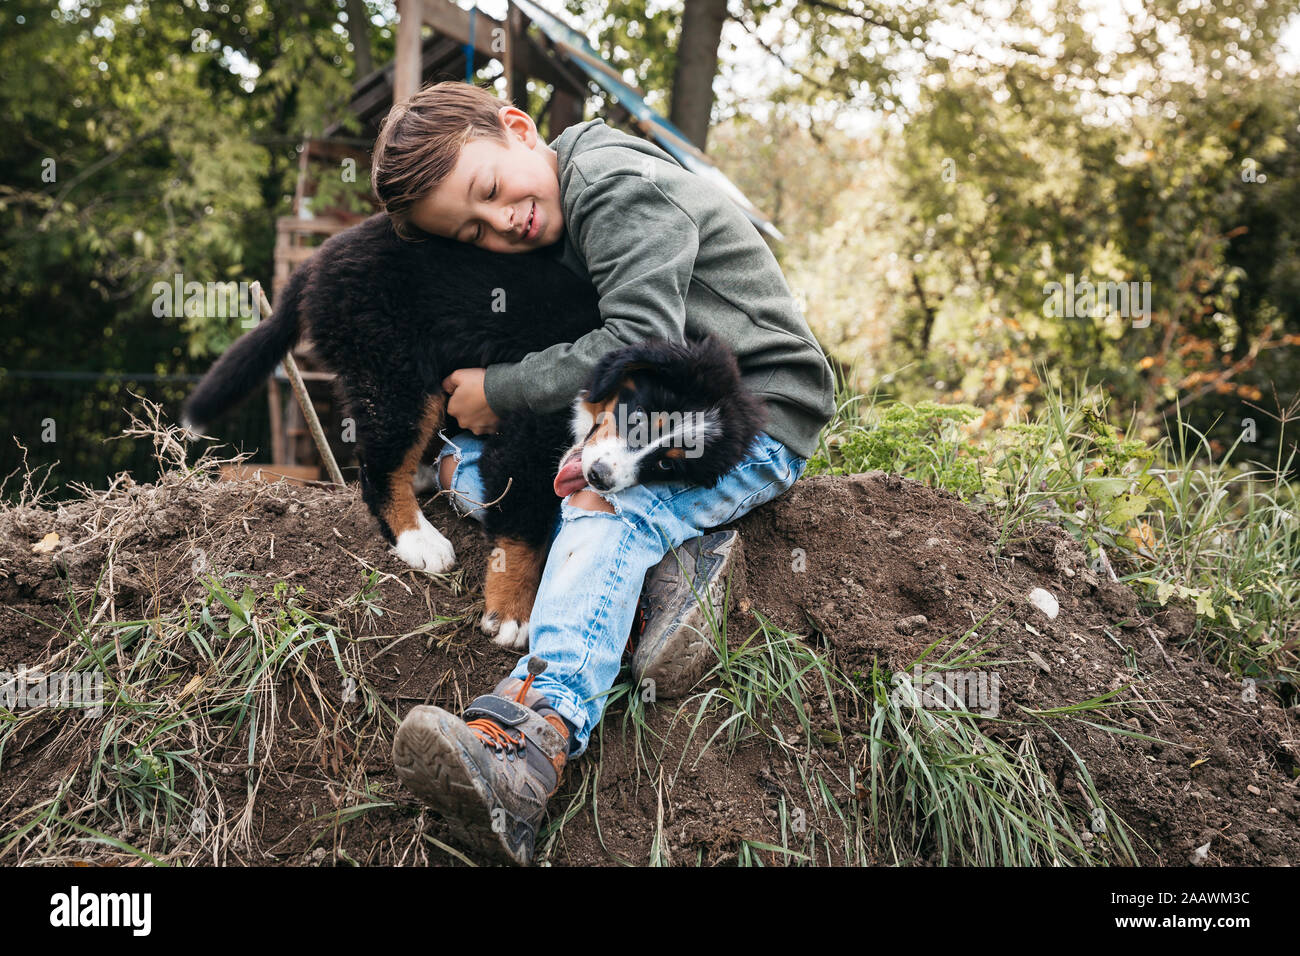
[483,172,701,415]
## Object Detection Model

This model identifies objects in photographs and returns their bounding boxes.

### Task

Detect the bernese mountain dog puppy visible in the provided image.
[182,213,765,647]
[477,336,765,647]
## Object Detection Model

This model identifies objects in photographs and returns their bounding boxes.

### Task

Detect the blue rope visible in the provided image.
[465,3,477,83]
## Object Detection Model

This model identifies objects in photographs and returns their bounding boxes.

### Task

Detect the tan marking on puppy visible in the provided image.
[663,446,686,459]
[383,393,447,537]
[385,395,455,573]
[483,537,545,650]
[588,392,623,442]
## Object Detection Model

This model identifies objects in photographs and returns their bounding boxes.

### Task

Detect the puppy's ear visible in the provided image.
[685,335,743,394]
[583,341,669,403]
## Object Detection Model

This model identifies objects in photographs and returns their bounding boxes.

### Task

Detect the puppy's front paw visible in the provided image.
[391,513,456,573]
[492,618,530,651]
[479,613,528,650]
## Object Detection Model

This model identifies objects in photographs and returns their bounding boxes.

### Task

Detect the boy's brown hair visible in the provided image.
[371,81,510,240]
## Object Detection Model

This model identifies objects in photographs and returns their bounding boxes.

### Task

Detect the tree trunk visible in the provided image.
[912,269,937,353]
[345,0,373,79]
[670,0,729,151]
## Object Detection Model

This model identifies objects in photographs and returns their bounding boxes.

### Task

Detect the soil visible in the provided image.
[1,469,1297,866]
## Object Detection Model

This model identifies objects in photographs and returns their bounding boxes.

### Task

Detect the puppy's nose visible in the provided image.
[588,461,613,490]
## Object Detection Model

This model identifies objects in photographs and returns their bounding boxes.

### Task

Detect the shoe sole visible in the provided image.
[391,706,529,866]
[633,532,743,700]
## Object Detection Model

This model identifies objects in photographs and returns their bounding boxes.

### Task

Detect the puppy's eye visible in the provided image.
[657,459,673,472]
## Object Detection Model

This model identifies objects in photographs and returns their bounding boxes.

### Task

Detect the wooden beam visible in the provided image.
[420,0,498,60]
[395,0,424,103]
[505,4,528,107]
[421,0,580,98]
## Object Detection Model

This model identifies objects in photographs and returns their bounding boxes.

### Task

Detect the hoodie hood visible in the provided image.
[550,118,683,178]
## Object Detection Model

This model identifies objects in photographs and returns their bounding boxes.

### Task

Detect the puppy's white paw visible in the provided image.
[491,619,529,651]
[480,612,501,636]
[391,513,456,573]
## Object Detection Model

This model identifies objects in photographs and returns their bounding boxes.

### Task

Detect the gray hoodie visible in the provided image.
[482,118,835,459]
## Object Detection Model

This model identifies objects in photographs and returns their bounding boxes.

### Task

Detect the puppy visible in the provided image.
[474,335,766,649]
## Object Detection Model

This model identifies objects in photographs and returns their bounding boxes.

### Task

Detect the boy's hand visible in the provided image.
[442,368,501,435]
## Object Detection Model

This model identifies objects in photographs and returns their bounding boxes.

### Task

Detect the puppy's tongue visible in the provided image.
[553,452,587,497]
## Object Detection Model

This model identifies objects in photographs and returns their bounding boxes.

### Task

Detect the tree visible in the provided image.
[670,0,730,149]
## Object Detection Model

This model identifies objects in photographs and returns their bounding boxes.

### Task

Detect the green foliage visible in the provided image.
[312,166,375,217]
[813,401,984,496]
[0,0,373,368]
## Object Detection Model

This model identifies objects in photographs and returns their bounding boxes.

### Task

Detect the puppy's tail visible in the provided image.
[182,267,309,432]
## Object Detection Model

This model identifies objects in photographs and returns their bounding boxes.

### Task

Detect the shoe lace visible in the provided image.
[465,669,542,753]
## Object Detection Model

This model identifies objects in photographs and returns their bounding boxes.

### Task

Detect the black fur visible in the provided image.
[183,213,602,544]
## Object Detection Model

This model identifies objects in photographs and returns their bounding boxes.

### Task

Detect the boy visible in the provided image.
[373,81,834,865]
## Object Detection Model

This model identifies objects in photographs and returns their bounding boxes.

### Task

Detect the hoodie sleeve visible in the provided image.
[482,169,701,416]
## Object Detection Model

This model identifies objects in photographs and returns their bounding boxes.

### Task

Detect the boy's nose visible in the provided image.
[491,204,519,238]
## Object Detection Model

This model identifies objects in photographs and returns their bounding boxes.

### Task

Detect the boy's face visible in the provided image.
[409,106,563,253]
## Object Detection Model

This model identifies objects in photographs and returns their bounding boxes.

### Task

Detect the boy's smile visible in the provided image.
[409,106,563,253]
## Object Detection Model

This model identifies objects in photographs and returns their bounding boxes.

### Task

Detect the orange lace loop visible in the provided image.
[517,673,537,702]
[466,668,547,752]
[467,717,524,752]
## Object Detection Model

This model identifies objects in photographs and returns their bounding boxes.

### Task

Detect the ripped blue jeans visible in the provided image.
[435,430,807,757]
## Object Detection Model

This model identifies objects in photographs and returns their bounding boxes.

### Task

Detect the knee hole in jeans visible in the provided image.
[438,454,457,492]
[568,489,615,514]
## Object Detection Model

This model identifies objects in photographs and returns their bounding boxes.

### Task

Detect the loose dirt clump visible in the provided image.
[1,460,1297,866]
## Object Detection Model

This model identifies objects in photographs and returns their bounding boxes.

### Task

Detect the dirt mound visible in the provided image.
[1,469,1297,866]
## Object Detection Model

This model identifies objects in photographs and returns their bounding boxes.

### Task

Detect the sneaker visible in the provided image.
[631,530,742,700]
[391,658,570,866]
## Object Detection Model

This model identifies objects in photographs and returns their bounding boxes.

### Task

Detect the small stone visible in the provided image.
[1189,841,1211,866]
[895,614,928,636]
[1246,785,1262,796]
[1028,588,1059,620]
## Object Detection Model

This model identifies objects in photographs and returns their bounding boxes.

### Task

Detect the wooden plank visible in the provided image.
[277,215,353,236]
[219,464,321,486]
[548,88,583,137]
[420,0,498,59]
[506,3,528,107]
[395,0,424,103]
